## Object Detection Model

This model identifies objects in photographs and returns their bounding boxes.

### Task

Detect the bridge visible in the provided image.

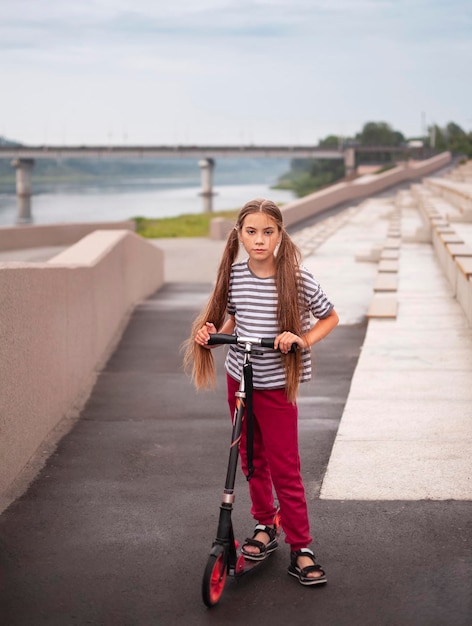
[0,143,414,222]
[0,144,347,160]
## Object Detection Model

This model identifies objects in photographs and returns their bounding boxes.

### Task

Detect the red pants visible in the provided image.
[226,374,312,552]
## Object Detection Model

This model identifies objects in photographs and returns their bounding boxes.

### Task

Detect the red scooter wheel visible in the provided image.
[202,549,227,607]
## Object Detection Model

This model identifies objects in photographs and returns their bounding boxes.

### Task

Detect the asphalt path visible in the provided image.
[1,282,471,625]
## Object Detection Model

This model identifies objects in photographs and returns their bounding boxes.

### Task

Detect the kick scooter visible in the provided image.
[201,333,295,608]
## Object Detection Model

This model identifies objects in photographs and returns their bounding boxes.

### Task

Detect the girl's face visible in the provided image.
[239,212,281,265]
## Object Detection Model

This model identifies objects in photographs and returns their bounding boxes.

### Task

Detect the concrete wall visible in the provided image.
[209,152,452,239]
[423,178,472,218]
[410,181,472,326]
[281,152,452,228]
[0,220,136,251]
[0,230,164,506]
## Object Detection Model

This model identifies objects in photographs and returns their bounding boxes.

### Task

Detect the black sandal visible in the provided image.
[288,548,327,586]
[241,524,278,561]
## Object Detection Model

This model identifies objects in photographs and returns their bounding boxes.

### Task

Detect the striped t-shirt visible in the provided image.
[225,260,334,389]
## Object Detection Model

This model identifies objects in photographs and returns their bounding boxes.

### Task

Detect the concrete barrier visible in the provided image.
[432,232,464,283]
[209,217,234,241]
[367,207,401,319]
[409,171,472,326]
[0,230,164,507]
[445,159,472,183]
[0,220,136,251]
[281,153,452,228]
[456,258,472,324]
[209,152,452,239]
[423,178,472,221]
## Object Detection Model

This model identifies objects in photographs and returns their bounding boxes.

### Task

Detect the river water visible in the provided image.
[0,158,296,225]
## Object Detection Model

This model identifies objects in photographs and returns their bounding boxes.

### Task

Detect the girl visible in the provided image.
[184,198,339,586]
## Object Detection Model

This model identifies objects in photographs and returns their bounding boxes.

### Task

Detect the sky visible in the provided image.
[1,0,471,146]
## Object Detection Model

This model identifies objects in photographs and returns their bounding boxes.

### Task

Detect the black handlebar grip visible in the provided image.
[207,333,238,345]
[260,338,298,352]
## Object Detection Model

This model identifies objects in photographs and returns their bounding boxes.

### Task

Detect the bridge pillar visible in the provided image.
[343,148,356,179]
[198,158,216,212]
[11,158,35,223]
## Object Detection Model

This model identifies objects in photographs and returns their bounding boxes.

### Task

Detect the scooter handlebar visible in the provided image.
[206,333,238,345]
[207,333,298,352]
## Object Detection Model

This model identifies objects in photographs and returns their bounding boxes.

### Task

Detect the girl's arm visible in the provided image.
[303,308,339,347]
[195,316,236,349]
[275,308,339,354]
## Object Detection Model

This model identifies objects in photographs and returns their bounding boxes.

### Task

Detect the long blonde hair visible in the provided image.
[183,198,304,402]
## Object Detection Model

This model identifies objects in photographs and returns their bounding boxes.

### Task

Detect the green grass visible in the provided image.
[133,209,239,238]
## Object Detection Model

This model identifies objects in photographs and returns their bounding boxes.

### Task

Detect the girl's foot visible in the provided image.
[288,548,327,585]
[241,524,278,561]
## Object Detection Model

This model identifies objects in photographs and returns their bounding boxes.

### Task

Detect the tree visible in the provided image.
[356,122,405,146]
[446,122,466,138]
[277,119,472,197]
[428,122,472,157]
[318,134,342,148]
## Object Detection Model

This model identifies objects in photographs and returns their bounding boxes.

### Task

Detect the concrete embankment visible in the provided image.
[210,152,452,239]
[0,150,459,507]
[0,230,164,510]
[1,159,471,624]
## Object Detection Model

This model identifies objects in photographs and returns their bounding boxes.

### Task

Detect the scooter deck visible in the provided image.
[231,521,282,577]
[232,550,277,577]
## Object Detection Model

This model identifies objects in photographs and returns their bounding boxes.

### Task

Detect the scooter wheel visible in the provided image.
[274,509,282,535]
[202,548,227,607]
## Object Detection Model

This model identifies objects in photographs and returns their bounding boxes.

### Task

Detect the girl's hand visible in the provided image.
[195,322,217,348]
[274,331,306,354]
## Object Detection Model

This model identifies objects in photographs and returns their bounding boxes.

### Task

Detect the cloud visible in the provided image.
[1,0,471,144]
[2,1,470,52]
